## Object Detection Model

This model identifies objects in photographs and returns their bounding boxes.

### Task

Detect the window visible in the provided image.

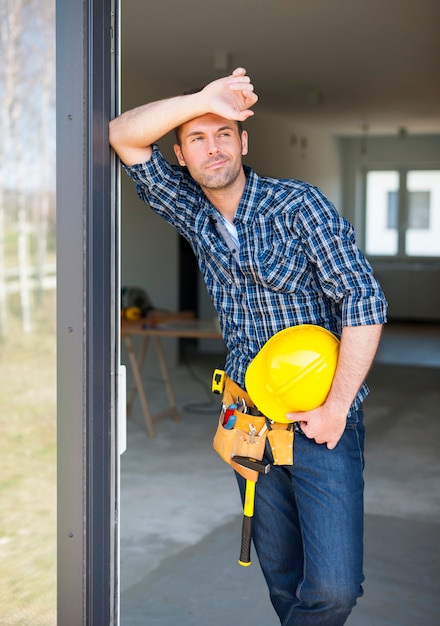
[387,190,399,230]
[406,171,440,256]
[365,170,440,258]
[365,171,399,255]
[0,0,56,622]
[408,191,430,229]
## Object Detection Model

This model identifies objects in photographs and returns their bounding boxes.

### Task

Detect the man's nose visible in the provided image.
[206,137,219,155]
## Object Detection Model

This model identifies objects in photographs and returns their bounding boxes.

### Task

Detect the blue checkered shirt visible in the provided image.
[124,146,387,412]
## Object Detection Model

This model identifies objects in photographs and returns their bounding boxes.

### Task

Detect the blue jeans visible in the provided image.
[235,410,365,626]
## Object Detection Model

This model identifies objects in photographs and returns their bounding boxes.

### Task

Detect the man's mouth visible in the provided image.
[205,157,228,169]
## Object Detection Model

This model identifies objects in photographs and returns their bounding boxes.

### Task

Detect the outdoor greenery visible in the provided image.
[1,0,56,623]
[0,290,56,625]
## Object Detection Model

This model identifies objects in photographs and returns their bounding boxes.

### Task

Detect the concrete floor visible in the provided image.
[120,323,440,625]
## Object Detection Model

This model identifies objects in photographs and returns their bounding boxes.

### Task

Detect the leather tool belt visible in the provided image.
[213,376,294,481]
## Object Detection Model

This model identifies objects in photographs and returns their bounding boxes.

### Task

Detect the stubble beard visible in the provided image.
[191,156,243,191]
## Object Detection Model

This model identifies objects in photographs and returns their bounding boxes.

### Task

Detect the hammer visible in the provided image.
[232,456,270,566]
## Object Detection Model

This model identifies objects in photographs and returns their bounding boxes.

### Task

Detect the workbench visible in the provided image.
[121,316,224,437]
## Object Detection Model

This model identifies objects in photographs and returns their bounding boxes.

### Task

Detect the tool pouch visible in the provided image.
[213,377,267,482]
[214,416,266,482]
[212,376,296,478]
[267,424,294,466]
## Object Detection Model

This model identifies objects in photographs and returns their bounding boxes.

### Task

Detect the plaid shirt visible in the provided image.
[124,146,387,411]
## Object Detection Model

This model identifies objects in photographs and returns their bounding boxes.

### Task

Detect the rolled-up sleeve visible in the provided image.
[298,186,388,327]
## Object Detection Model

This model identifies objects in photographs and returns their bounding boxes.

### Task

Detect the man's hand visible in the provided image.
[203,67,258,121]
[286,405,347,450]
[110,67,258,166]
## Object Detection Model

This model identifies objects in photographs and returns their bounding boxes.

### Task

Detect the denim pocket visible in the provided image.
[346,408,364,429]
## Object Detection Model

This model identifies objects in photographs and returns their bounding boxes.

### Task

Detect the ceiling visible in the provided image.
[121,0,440,135]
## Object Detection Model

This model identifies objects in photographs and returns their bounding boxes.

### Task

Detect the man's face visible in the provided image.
[173,114,248,191]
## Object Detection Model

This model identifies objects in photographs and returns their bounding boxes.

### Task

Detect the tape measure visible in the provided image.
[122,306,143,321]
[212,368,226,394]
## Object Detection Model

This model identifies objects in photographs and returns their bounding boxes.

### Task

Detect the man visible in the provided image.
[110,68,387,625]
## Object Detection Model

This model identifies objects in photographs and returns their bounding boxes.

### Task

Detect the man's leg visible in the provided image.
[237,411,365,626]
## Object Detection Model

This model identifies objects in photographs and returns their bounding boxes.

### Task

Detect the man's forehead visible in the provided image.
[180,114,239,136]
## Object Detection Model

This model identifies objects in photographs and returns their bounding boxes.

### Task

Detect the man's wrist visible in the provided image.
[323,396,352,420]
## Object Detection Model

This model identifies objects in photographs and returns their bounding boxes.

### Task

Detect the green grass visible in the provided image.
[0,291,56,625]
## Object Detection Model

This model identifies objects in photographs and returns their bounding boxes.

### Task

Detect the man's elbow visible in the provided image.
[109,118,121,152]
[108,120,152,166]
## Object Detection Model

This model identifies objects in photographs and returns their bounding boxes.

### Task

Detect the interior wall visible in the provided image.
[121,174,178,312]
[120,71,178,311]
[119,72,181,366]
[241,110,342,206]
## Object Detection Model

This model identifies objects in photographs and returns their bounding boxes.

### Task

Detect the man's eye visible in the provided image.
[191,136,203,143]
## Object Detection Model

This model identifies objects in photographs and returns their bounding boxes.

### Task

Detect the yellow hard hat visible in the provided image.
[245,325,339,423]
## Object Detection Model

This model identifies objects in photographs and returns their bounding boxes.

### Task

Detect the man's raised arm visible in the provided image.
[109,67,258,166]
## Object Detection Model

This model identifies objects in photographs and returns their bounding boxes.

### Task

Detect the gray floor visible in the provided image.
[120,323,440,625]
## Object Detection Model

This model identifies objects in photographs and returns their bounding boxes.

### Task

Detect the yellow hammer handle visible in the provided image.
[243,479,255,517]
[238,479,256,566]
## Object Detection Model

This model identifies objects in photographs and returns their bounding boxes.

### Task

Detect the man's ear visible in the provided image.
[173,144,186,166]
[241,130,249,156]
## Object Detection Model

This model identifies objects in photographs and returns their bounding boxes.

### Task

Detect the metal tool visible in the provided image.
[249,423,257,444]
[232,456,271,474]
[258,417,274,437]
[237,398,247,413]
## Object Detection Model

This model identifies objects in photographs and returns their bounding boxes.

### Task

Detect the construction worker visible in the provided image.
[109,68,388,625]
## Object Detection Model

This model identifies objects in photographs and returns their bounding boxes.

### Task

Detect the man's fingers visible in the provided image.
[291,417,341,449]
[227,71,256,97]
[236,109,255,121]
[231,67,247,76]
[204,67,257,120]
[228,82,255,94]
[227,78,252,89]
[286,412,298,422]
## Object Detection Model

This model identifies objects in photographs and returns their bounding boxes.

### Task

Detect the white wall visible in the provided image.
[121,174,178,311]
[244,110,342,206]
[120,72,182,367]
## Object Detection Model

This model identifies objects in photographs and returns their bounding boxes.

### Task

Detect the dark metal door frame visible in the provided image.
[56,0,121,623]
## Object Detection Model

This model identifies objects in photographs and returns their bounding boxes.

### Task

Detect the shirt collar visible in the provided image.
[198,165,261,224]
[233,165,260,224]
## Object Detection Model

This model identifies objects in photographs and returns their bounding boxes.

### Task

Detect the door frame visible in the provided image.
[56,0,121,622]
